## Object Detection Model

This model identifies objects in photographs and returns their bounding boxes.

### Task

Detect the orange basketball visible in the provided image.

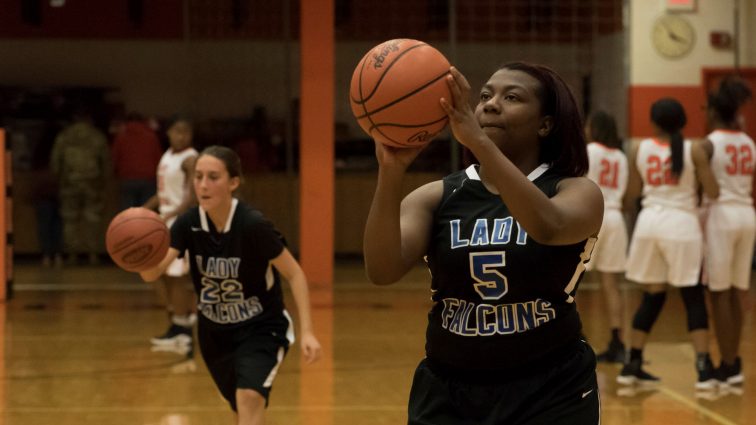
[350,39,452,148]
[106,207,170,272]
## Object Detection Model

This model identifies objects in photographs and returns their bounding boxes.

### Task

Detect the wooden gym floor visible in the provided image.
[1,260,755,425]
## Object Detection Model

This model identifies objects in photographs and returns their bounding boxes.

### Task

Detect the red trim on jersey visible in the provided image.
[589,141,619,151]
[650,138,670,147]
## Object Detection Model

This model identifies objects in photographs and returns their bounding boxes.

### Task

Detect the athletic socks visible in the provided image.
[172,313,196,327]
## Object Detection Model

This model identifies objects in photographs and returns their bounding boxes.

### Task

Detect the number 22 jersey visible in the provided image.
[424,165,595,371]
[171,198,286,328]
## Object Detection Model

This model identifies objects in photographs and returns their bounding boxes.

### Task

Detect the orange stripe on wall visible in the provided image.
[299,0,334,286]
[628,85,706,138]
[299,3,335,421]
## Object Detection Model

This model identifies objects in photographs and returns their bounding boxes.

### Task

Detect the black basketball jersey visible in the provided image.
[425,164,595,371]
[171,199,286,328]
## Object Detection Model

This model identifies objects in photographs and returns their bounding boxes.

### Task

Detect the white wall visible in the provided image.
[590,32,628,137]
[741,0,756,66]
[630,0,748,86]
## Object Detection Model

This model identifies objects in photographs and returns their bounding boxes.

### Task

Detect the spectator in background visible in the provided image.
[702,77,755,386]
[142,116,198,352]
[584,110,629,363]
[50,109,111,266]
[111,112,163,209]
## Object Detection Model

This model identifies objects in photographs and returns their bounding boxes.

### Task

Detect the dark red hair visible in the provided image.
[500,62,588,177]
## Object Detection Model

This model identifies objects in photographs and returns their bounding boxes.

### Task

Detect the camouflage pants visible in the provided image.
[59,183,104,255]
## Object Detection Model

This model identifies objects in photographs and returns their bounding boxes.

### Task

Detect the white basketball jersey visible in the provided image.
[157,147,198,216]
[708,129,755,206]
[636,138,697,211]
[587,142,628,210]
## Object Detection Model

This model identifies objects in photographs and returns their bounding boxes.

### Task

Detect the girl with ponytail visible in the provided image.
[618,97,719,389]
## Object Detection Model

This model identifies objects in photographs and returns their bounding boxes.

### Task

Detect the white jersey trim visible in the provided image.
[464,163,550,182]
[262,310,295,388]
[199,198,239,233]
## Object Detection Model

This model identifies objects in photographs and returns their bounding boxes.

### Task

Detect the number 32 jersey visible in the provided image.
[171,199,286,328]
[424,165,595,371]
[708,129,755,205]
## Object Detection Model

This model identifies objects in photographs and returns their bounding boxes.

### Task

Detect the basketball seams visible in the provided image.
[106,217,167,249]
[127,231,169,268]
[106,210,169,271]
[351,41,427,129]
[349,38,451,148]
[351,40,426,106]
[369,115,449,131]
[370,117,449,146]
[108,227,168,255]
[354,70,450,120]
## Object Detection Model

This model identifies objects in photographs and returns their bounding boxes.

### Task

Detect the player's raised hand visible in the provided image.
[373,138,426,172]
[440,66,488,149]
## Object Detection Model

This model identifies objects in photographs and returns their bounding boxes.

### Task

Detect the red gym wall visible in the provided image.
[629,85,707,138]
[0,0,183,38]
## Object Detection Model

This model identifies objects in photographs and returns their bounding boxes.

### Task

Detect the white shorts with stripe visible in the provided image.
[625,206,702,287]
[705,203,756,291]
[586,208,627,273]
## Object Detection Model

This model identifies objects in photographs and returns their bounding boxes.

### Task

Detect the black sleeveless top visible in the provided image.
[171,199,286,329]
[425,165,595,372]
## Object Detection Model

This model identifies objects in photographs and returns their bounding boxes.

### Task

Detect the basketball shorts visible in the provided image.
[408,340,599,425]
[585,208,627,273]
[625,206,702,287]
[197,310,294,411]
[705,203,756,291]
[165,216,189,277]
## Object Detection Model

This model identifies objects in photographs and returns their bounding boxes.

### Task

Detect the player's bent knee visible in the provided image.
[632,291,666,332]
[236,388,266,410]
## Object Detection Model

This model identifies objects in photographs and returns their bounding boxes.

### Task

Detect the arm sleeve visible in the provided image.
[170,213,190,256]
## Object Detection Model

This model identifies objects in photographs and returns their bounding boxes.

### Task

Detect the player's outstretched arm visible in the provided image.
[142,194,160,212]
[364,176,441,285]
[363,138,442,284]
[139,247,180,282]
[272,248,322,364]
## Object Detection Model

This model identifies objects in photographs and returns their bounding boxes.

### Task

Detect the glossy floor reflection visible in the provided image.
[1,261,755,424]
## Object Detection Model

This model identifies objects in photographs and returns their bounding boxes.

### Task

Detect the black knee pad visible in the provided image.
[680,284,709,331]
[632,291,667,332]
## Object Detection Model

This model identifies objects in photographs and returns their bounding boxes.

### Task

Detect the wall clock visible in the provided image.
[651,14,695,58]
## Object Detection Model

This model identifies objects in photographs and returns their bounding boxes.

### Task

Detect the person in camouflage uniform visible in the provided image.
[50,110,111,265]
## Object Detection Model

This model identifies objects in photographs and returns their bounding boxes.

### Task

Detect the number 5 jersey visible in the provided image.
[424,165,595,371]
